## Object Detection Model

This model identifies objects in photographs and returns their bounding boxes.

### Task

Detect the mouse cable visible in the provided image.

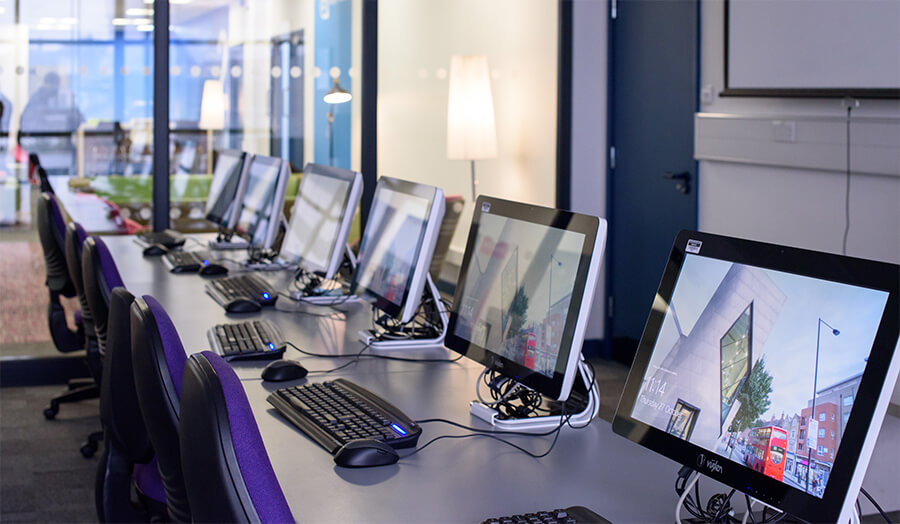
[285,340,462,365]
[304,342,374,375]
[405,409,572,460]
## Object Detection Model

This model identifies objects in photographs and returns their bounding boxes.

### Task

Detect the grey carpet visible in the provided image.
[0,385,100,523]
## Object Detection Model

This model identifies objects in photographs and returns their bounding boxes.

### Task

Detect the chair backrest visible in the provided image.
[64,221,94,337]
[83,236,124,354]
[100,287,152,464]
[180,351,294,524]
[131,295,191,522]
[36,193,76,298]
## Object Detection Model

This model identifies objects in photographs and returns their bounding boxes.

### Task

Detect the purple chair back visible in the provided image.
[130,295,191,522]
[180,351,294,523]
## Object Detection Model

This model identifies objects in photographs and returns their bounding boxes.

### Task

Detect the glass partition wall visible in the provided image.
[0,0,362,232]
[378,0,560,264]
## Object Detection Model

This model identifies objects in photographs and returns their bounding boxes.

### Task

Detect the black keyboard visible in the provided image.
[482,506,611,524]
[163,251,209,273]
[267,378,421,454]
[207,319,285,361]
[137,229,186,249]
[205,274,278,309]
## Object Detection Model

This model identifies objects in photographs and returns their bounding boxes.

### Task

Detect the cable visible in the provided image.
[285,340,462,365]
[841,97,858,255]
[859,487,892,524]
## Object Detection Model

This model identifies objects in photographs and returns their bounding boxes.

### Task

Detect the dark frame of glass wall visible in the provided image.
[148,0,574,233]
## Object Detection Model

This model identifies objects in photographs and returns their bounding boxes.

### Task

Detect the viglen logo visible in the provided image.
[697,453,723,474]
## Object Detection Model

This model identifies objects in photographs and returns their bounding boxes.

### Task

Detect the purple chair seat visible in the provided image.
[133,458,165,503]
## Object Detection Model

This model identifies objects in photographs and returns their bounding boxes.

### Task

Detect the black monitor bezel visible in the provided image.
[612,230,899,523]
[204,149,245,226]
[350,176,437,320]
[444,195,599,401]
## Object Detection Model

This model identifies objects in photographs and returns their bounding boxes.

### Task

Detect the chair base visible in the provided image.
[81,430,103,458]
[44,382,99,419]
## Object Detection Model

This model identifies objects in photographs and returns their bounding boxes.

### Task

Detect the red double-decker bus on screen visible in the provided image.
[744,425,788,481]
[519,331,537,370]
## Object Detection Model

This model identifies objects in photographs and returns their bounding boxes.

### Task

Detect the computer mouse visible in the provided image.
[142,243,168,256]
[261,360,308,382]
[198,263,229,276]
[333,439,400,468]
[224,297,262,314]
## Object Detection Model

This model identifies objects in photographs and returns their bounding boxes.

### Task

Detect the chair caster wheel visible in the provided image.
[44,406,58,420]
[81,442,97,458]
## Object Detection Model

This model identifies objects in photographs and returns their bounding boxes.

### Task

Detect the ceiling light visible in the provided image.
[136,24,154,32]
[126,8,153,16]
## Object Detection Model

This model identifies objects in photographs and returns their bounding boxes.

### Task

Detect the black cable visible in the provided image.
[285,340,462,365]
[859,487,892,524]
[842,98,856,255]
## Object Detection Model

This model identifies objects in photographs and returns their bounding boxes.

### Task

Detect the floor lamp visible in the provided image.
[199,79,225,175]
[324,78,352,167]
[447,55,497,201]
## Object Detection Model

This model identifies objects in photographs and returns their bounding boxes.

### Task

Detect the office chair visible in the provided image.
[98,288,166,522]
[131,295,191,523]
[79,235,125,458]
[36,194,96,420]
[180,351,294,523]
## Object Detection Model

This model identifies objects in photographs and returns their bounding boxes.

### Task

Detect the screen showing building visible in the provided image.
[453,212,585,378]
[354,188,429,308]
[281,173,351,270]
[631,254,889,498]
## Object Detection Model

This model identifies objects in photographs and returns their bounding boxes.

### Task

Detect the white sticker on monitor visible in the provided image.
[482,202,491,213]
[686,239,702,254]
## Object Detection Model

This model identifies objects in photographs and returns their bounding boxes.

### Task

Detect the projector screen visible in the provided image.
[725,0,900,97]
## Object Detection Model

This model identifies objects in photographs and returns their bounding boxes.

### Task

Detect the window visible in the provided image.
[831,431,835,440]
[831,413,835,421]
[843,394,854,406]
[817,445,825,455]
[720,304,753,428]
[818,429,825,438]
[799,430,805,440]
[819,412,826,422]
[666,399,700,440]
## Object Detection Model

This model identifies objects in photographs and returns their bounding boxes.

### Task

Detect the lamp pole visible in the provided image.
[805,317,840,494]
[548,254,562,309]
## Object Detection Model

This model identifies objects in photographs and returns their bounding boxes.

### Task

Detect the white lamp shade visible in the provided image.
[199,79,226,130]
[447,55,497,160]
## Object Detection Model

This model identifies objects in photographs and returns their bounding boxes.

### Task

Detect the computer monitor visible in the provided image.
[613,230,900,523]
[445,196,607,402]
[280,163,363,280]
[204,149,247,227]
[226,154,290,251]
[351,177,444,324]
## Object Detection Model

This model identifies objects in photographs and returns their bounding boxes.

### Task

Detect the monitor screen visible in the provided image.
[352,177,443,324]
[204,150,244,225]
[232,156,287,249]
[613,231,900,522]
[281,164,361,279]
[445,196,605,401]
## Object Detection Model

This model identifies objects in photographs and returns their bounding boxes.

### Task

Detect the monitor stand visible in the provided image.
[290,245,360,305]
[357,273,448,351]
[468,358,600,433]
[208,230,248,250]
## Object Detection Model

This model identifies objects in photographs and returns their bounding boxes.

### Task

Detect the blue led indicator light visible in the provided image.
[268,343,275,351]
[262,292,270,300]
[202,260,209,265]
[390,423,407,436]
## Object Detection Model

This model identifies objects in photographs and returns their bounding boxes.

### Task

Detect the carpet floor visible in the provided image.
[0,385,99,523]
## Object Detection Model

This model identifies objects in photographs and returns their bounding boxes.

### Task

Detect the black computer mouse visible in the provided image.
[333,439,400,468]
[224,297,262,314]
[142,243,169,256]
[261,360,308,382]
[198,263,229,276]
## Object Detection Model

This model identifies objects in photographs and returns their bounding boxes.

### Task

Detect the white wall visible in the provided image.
[378,0,559,262]
[570,0,608,339]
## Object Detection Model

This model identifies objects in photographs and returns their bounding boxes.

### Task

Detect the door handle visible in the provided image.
[663,171,691,194]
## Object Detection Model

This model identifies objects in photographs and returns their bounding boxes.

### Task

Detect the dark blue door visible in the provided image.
[607,0,698,363]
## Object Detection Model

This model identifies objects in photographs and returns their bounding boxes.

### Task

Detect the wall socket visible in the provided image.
[700,85,714,105]
[772,120,796,143]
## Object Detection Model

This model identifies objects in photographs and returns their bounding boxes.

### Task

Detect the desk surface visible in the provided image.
[102,235,900,522]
